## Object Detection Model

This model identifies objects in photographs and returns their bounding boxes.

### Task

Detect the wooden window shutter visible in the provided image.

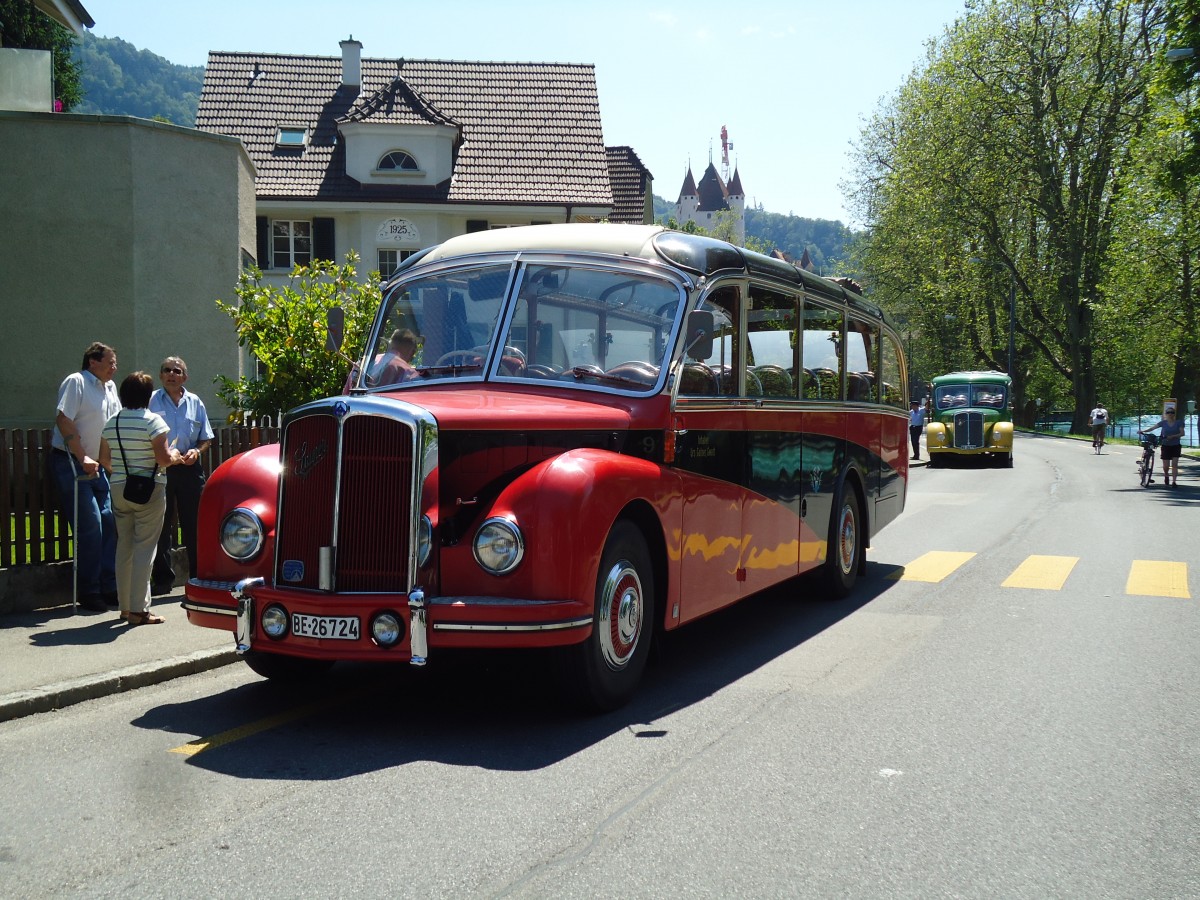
[313,217,336,261]
[256,216,269,268]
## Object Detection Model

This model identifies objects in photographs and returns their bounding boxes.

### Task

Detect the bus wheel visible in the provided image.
[822,485,862,599]
[242,650,334,682]
[565,521,655,712]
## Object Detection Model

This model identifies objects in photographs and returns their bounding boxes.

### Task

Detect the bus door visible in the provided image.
[743,284,803,595]
[672,285,748,623]
[798,302,846,573]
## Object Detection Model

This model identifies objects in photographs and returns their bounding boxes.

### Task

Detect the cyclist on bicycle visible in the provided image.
[1089,400,1109,450]
[1140,405,1185,487]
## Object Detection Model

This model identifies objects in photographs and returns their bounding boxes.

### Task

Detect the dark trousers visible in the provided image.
[910,425,923,458]
[152,463,206,586]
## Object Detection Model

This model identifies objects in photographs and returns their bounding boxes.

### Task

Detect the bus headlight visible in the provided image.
[371,611,404,647]
[221,508,265,561]
[261,604,288,639]
[473,517,524,575]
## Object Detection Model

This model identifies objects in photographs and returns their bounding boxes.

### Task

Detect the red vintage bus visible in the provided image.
[184,224,910,709]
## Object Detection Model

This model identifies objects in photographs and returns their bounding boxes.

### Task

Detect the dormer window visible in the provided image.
[276,126,309,148]
[377,150,419,172]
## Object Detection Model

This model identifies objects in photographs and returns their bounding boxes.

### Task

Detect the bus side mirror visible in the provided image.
[685,309,714,360]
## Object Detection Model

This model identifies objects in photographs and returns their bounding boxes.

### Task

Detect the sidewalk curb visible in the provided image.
[0,645,240,723]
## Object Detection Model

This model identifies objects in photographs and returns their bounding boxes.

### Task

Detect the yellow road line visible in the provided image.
[890,551,977,583]
[169,697,344,756]
[1002,555,1079,590]
[1126,561,1191,599]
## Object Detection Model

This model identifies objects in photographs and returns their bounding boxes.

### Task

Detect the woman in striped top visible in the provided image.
[99,373,183,625]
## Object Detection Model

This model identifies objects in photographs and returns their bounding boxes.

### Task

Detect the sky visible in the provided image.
[81,0,970,225]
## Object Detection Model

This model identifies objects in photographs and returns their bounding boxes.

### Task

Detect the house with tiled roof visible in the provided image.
[674,161,745,243]
[198,38,651,281]
[605,146,654,225]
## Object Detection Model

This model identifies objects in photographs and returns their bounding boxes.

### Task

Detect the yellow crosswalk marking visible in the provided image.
[1126,561,1191,599]
[890,550,977,582]
[1002,555,1079,590]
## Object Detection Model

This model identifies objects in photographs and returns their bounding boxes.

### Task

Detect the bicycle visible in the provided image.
[1092,425,1106,454]
[1137,432,1158,487]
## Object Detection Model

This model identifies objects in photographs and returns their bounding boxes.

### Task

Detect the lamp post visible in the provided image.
[969,257,1016,376]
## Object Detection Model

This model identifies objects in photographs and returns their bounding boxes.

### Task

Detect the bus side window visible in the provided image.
[682,285,741,397]
[880,333,906,408]
[846,318,880,403]
[801,301,844,401]
[747,284,799,399]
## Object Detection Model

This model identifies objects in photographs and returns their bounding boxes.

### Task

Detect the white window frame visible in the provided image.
[272,220,312,269]
[276,126,309,148]
[377,248,416,278]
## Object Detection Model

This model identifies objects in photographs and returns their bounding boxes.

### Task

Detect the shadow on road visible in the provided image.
[131,561,905,779]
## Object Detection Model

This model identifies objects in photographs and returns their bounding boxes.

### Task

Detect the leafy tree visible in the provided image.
[216,254,381,423]
[76,33,203,125]
[849,0,1164,430]
[0,0,82,110]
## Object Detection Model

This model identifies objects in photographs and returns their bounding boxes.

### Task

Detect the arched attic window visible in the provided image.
[377,150,419,171]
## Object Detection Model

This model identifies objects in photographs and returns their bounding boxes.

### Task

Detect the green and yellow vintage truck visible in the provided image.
[925,370,1014,467]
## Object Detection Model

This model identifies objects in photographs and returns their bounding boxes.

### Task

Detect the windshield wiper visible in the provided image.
[414,364,483,377]
[563,366,650,389]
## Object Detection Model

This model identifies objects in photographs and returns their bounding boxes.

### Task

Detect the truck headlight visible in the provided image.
[221,508,265,561]
[473,517,524,575]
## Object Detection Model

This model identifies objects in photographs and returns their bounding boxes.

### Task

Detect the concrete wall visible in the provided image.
[0,112,256,431]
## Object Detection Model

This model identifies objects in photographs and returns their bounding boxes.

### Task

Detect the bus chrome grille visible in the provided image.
[276,413,415,593]
[952,412,984,449]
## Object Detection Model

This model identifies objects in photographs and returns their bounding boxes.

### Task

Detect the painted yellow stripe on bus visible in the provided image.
[1125,561,1191,599]
[890,551,977,582]
[1001,555,1079,590]
[169,697,342,757]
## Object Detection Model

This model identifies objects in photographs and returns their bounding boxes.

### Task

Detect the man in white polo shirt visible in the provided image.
[50,342,122,612]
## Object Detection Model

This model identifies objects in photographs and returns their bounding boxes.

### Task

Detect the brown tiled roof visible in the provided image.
[605,146,652,224]
[197,52,613,206]
[678,168,698,197]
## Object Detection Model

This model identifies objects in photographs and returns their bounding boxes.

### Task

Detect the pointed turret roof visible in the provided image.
[678,167,697,198]
[727,167,744,196]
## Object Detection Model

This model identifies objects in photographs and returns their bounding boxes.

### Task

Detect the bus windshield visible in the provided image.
[356,262,684,390]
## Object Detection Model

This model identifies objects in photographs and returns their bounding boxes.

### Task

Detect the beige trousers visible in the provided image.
[111,480,167,614]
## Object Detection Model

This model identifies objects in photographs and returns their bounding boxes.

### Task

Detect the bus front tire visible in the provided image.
[563,521,655,712]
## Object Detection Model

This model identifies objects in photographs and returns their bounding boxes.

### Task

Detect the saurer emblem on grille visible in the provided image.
[294,439,328,479]
[282,560,304,581]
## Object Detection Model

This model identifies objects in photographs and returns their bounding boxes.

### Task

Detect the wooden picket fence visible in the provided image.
[0,425,279,569]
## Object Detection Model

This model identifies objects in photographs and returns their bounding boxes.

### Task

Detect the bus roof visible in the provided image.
[407,224,890,326]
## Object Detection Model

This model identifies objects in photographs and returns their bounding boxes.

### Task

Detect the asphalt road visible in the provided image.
[1,432,1196,898]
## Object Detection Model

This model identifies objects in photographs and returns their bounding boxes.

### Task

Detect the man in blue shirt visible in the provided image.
[149,356,214,593]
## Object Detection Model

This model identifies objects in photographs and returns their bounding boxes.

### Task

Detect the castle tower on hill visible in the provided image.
[674,161,745,243]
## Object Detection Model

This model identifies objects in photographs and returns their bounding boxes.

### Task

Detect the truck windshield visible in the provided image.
[354,261,684,391]
[935,383,1008,410]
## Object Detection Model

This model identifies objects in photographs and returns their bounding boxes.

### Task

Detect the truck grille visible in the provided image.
[276,412,415,593]
[952,412,984,449]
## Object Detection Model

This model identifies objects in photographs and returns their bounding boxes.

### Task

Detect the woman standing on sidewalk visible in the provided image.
[98,373,182,625]
[1140,405,1185,487]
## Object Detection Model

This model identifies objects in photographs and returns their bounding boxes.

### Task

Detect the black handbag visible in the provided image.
[114,416,158,505]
